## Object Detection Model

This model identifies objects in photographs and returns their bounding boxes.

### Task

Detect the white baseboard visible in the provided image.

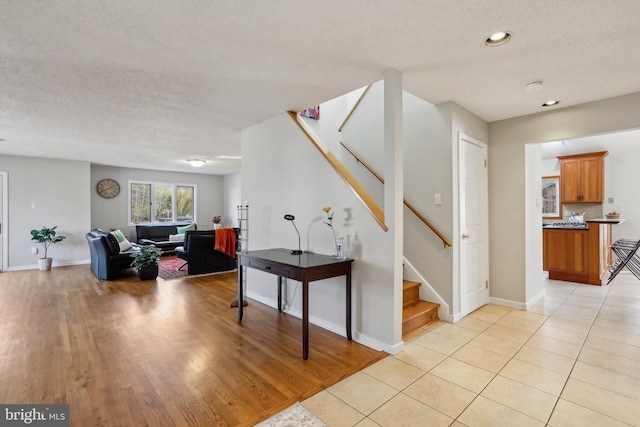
[6,259,91,272]
[489,296,527,310]
[525,291,545,309]
[245,289,394,355]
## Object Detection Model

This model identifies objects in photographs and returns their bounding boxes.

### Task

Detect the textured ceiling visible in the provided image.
[2,1,640,175]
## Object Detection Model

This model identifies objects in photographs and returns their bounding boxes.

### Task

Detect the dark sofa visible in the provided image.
[86,229,138,280]
[175,229,238,275]
[133,223,194,253]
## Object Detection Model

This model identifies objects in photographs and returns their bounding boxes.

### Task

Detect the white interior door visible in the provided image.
[459,135,489,316]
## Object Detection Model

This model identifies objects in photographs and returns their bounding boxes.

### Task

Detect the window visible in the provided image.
[129,181,196,224]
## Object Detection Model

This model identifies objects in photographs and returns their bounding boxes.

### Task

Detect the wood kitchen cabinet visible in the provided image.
[558,151,607,203]
[543,228,588,276]
[543,222,612,285]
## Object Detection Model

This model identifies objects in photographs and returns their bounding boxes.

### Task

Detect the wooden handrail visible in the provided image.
[340,141,453,247]
[287,111,388,231]
[338,84,372,132]
[340,141,384,183]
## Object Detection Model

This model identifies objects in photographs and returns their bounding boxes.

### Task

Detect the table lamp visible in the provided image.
[284,214,303,254]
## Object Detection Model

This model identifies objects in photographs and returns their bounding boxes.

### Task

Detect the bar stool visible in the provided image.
[607,239,640,284]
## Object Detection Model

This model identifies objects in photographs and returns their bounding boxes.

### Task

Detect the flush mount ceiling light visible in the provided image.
[187,159,206,167]
[525,81,544,91]
[485,31,512,47]
[542,100,560,107]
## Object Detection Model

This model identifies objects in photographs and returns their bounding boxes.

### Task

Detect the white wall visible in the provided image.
[91,165,224,237]
[223,172,242,228]
[489,91,640,306]
[0,155,91,270]
[402,99,454,309]
[241,112,398,353]
[525,144,544,305]
[339,81,385,207]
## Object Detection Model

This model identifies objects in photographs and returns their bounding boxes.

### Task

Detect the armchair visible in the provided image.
[175,229,238,275]
[86,229,138,280]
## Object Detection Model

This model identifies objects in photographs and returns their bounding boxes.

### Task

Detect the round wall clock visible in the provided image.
[96,178,120,198]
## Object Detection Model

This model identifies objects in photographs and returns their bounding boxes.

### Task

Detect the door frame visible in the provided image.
[455,133,489,318]
[1,171,7,272]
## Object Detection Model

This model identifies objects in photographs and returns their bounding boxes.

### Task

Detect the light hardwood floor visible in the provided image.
[0,265,385,426]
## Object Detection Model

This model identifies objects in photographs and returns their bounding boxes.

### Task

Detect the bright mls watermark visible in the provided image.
[0,405,69,426]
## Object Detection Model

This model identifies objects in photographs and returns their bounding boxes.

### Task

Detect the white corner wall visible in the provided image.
[0,155,91,270]
[524,144,544,306]
[241,113,398,353]
[223,172,242,228]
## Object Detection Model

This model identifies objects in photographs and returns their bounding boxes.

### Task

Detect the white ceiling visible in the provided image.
[2,1,640,175]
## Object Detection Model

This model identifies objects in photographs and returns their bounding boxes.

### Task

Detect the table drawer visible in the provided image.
[246,258,291,277]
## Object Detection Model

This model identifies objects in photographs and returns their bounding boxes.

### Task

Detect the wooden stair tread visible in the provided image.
[402,300,440,336]
[402,300,440,321]
[403,279,421,290]
[402,279,440,336]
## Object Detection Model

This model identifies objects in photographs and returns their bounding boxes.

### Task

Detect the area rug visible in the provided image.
[158,256,188,280]
[254,402,327,427]
[158,256,237,280]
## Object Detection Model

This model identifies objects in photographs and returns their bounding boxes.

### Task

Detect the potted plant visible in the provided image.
[130,245,163,280]
[212,215,222,229]
[30,226,66,271]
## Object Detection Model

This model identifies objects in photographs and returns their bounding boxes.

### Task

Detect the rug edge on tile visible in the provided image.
[254,402,327,427]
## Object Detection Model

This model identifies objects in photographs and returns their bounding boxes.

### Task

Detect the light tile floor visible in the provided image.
[301,272,640,426]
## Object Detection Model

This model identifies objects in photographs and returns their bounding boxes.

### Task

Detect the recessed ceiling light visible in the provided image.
[187,159,206,167]
[485,31,512,47]
[525,81,544,91]
[542,100,560,107]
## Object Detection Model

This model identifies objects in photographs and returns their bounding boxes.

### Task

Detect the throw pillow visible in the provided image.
[105,233,121,255]
[119,238,133,252]
[169,234,185,242]
[177,223,196,234]
[110,229,127,243]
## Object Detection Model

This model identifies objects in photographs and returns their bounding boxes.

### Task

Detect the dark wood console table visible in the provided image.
[236,248,354,360]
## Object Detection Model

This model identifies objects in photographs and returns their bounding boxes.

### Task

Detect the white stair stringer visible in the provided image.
[402,257,452,322]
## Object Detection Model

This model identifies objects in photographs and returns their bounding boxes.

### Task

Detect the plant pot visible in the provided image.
[38,258,53,271]
[137,265,159,280]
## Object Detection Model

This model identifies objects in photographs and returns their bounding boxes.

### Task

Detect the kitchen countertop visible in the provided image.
[543,218,626,229]
[586,218,626,224]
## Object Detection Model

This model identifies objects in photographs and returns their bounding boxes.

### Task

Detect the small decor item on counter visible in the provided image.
[605,205,623,219]
[212,215,222,229]
[30,225,66,271]
[322,206,338,255]
[336,232,345,259]
[568,212,584,223]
